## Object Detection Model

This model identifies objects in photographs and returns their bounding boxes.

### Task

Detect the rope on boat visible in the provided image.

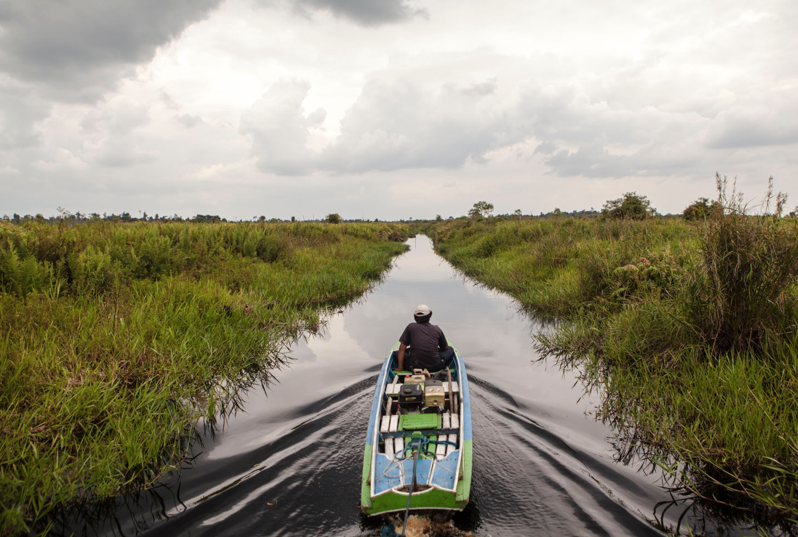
[400,443,420,537]
[376,434,458,482]
[393,435,457,461]
[395,435,455,537]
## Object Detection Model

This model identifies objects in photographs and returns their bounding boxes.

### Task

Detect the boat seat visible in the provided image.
[385,381,458,396]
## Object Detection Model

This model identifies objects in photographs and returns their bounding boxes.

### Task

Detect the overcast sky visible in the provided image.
[1,0,796,220]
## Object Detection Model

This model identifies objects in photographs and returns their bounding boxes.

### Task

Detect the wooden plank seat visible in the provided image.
[385,381,459,396]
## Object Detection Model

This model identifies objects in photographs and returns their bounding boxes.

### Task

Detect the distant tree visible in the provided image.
[436,214,443,221]
[683,197,721,221]
[193,214,221,223]
[258,215,266,222]
[514,209,522,218]
[291,216,296,222]
[468,201,494,219]
[325,213,341,224]
[601,192,655,220]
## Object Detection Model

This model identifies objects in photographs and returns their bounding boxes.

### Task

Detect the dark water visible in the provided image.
[71,237,761,536]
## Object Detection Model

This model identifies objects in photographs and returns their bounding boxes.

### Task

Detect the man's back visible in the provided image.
[399,322,447,369]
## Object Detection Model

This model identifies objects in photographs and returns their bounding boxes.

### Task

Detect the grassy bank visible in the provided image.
[0,220,409,533]
[428,202,798,529]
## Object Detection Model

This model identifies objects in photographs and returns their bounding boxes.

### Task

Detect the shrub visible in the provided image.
[683,197,721,221]
[601,192,655,220]
[686,174,798,354]
[325,213,341,224]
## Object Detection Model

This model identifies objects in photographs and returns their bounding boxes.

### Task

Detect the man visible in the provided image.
[394,304,455,372]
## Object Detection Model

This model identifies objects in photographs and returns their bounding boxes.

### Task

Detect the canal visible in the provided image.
[76,236,756,536]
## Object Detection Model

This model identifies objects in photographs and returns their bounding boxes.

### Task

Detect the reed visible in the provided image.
[428,186,798,528]
[0,220,410,534]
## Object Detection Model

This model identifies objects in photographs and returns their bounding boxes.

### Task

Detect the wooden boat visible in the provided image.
[361,342,472,516]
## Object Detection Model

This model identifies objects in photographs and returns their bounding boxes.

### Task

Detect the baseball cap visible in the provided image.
[414,304,431,316]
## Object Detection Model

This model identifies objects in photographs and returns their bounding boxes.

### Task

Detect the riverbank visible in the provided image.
[427,209,798,530]
[0,221,410,534]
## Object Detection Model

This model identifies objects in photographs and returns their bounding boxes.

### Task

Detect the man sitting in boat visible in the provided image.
[394,304,454,373]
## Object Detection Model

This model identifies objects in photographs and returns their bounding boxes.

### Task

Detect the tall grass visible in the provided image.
[685,176,798,355]
[428,185,798,530]
[428,215,696,318]
[0,220,409,534]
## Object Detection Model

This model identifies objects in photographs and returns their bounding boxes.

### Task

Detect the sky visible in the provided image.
[1,0,796,220]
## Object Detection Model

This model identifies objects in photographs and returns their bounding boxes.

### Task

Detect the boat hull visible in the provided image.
[361,440,472,515]
[361,342,472,516]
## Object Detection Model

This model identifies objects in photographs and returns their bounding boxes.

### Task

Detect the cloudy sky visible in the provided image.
[1,0,796,220]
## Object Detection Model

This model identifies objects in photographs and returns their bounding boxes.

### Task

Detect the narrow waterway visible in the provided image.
[74,236,757,536]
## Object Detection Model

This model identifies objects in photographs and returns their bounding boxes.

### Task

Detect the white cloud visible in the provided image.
[0,77,50,150]
[705,92,798,149]
[32,148,87,172]
[176,114,204,128]
[318,77,508,172]
[240,80,326,175]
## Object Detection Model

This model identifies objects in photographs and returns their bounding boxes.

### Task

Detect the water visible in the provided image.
[70,236,758,536]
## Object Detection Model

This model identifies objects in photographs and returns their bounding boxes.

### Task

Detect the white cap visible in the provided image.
[414,304,431,316]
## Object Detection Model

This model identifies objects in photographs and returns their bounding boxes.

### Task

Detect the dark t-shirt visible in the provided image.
[399,322,448,369]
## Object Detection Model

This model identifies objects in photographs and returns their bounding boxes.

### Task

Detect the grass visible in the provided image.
[427,182,798,531]
[0,220,410,534]
[428,215,696,318]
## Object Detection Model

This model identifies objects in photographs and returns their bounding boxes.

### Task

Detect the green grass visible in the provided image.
[0,220,410,534]
[428,210,798,530]
[429,216,697,317]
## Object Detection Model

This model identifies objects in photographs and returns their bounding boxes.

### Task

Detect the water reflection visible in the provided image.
[59,236,778,536]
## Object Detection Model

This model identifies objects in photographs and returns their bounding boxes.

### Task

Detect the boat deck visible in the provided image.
[369,349,465,500]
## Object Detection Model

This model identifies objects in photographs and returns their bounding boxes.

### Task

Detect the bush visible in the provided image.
[683,197,721,221]
[325,213,341,224]
[686,175,798,354]
[601,192,655,220]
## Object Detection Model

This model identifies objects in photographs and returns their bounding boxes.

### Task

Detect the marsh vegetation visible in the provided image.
[428,179,798,532]
[0,220,410,534]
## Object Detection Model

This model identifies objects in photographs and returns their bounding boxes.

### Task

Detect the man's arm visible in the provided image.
[439,331,449,351]
[396,343,407,371]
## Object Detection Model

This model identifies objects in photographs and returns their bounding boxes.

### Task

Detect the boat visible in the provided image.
[361,341,472,516]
